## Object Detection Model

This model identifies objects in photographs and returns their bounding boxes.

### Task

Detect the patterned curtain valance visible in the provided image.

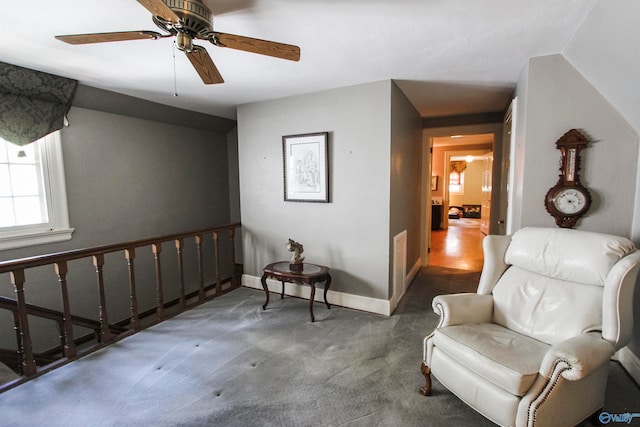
[450,160,467,173]
[0,61,77,146]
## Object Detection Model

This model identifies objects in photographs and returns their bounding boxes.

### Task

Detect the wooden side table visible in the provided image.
[260,262,332,322]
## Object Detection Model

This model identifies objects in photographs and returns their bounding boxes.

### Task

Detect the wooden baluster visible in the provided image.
[10,269,36,376]
[152,243,165,320]
[54,261,76,358]
[195,235,205,302]
[10,308,24,375]
[229,228,237,288]
[92,254,112,343]
[213,231,221,295]
[55,319,65,353]
[125,248,140,330]
[175,239,186,309]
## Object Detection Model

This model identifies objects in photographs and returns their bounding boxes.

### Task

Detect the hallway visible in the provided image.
[428,218,484,271]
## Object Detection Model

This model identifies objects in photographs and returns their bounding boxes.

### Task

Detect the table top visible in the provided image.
[263,261,329,278]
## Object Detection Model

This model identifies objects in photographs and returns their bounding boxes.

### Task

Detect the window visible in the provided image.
[449,170,464,194]
[0,132,73,250]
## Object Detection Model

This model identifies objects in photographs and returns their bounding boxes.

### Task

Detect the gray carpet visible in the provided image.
[0,267,638,426]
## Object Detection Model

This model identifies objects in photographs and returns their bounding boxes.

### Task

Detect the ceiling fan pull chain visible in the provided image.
[172,41,179,97]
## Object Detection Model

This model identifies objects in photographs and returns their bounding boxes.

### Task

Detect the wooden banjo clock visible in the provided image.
[544,129,592,228]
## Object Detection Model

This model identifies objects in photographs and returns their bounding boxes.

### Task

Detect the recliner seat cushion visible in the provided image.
[434,323,549,396]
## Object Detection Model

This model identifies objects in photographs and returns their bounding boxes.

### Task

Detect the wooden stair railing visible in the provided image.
[0,222,241,392]
[0,348,56,374]
[0,296,129,371]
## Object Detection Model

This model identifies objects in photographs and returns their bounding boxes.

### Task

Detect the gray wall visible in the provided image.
[227,127,243,264]
[563,0,640,144]
[562,0,640,359]
[73,85,237,134]
[512,54,637,236]
[512,53,640,358]
[227,128,241,224]
[1,105,234,351]
[389,82,423,291]
[62,107,232,245]
[238,81,395,300]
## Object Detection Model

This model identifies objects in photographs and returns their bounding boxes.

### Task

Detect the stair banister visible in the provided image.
[0,222,241,392]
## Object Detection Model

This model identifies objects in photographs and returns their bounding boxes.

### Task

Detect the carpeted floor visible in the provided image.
[0,266,638,426]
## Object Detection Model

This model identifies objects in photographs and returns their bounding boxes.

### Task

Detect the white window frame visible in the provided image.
[0,131,74,250]
[449,170,465,195]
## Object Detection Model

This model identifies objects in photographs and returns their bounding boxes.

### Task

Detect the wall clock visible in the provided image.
[544,129,592,228]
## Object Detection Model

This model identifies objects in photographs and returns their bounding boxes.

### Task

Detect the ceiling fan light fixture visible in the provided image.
[163,0,213,39]
[176,31,194,52]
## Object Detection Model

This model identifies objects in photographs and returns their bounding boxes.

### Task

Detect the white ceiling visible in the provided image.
[0,0,599,120]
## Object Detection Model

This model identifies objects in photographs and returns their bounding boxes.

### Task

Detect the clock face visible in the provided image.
[552,187,588,214]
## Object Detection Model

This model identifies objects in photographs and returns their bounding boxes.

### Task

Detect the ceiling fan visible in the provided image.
[55,0,301,84]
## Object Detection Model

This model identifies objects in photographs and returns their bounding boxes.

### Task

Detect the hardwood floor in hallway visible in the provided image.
[429,218,485,272]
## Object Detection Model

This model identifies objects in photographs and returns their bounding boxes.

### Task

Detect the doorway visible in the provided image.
[427,134,494,272]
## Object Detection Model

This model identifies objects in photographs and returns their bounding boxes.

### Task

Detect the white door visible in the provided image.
[498,98,517,235]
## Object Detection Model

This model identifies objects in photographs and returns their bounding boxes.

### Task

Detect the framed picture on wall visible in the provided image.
[432,175,438,191]
[282,132,329,202]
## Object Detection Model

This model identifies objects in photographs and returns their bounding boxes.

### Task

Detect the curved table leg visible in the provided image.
[309,281,316,322]
[323,274,332,309]
[281,281,285,299]
[261,274,270,310]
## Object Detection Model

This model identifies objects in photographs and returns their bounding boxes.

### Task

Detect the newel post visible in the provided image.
[152,243,165,320]
[229,228,237,288]
[54,261,76,358]
[195,235,205,302]
[151,243,165,320]
[213,231,221,295]
[93,254,112,343]
[10,269,37,376]
[125,248,140,330]
[175,239,186,309]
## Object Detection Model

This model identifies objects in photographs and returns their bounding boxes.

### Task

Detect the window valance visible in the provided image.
[0,61,77,147]
[450,160,467,173]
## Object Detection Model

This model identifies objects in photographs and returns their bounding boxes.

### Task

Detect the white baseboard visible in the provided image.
[616,346,640,385]
[242,274,391,316]
[390,258,423,314]
[389,293,402,315]
[407,258,421,286]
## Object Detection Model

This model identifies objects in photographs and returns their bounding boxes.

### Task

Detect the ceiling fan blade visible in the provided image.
[186,46,224,84]
[55,31,162,45]
[213,32,300,62]
[137,0,180,23]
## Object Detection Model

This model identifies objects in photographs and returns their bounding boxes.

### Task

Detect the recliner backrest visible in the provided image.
[504,228,635,286]
[490,227,636,345]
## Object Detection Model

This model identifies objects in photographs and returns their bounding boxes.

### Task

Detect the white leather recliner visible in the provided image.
[420,227,640,427]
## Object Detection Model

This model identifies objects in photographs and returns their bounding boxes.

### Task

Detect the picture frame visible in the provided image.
[282,132,329,202]
[431,175,438,191]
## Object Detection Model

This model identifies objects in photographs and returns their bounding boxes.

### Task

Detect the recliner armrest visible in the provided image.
[540,333,615,381]
[432,293,493,327]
